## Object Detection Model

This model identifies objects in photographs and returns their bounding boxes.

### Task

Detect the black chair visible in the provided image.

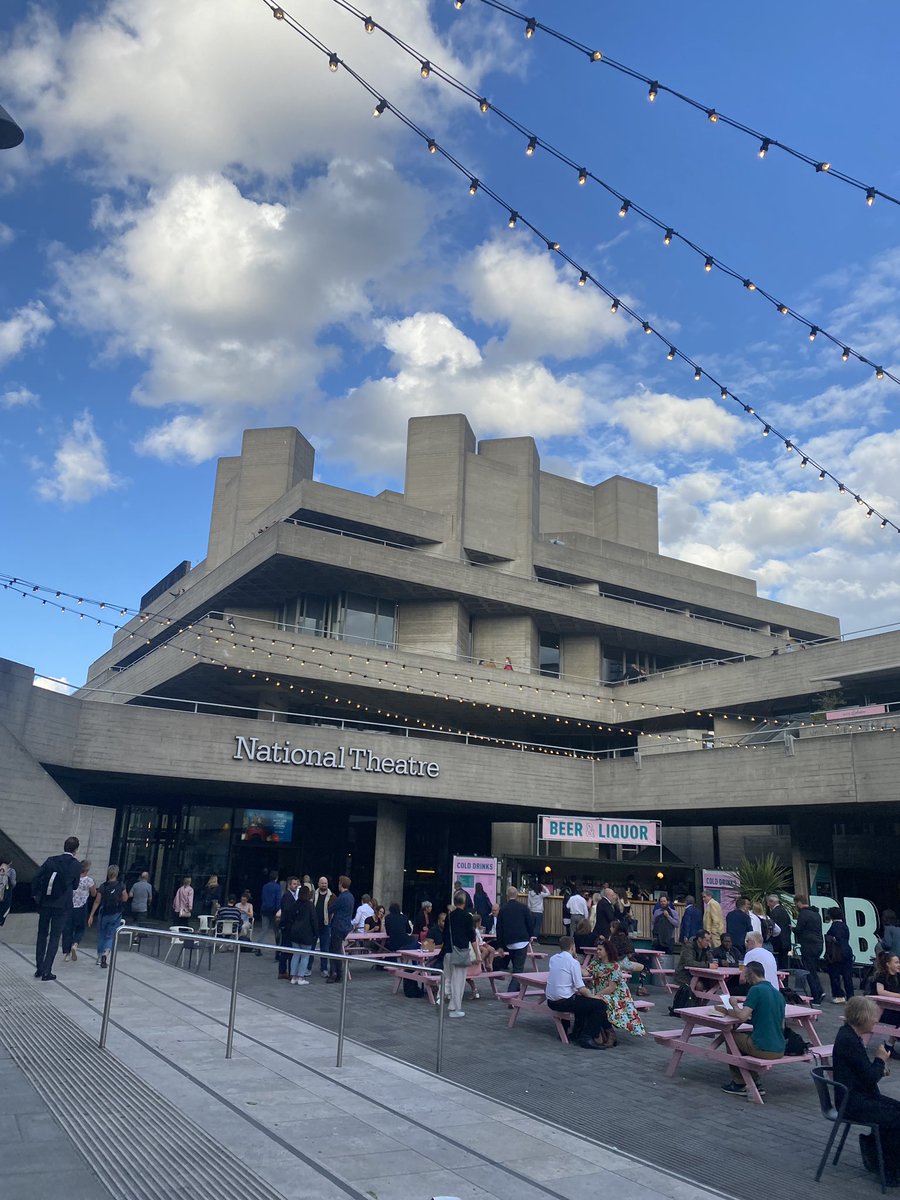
[811,1066,887,1193]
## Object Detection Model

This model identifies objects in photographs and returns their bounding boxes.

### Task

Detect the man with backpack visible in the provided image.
[88,865,129,968]
[32,835,82,981]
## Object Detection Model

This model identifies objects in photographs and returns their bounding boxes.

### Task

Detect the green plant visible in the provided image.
[733,853,794,913]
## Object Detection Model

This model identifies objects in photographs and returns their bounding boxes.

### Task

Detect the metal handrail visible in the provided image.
[99,925,447,1071]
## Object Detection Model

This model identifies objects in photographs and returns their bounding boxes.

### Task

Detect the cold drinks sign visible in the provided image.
[539,815,660,847]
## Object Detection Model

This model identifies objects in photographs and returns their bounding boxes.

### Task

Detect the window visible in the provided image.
[539,633,560,677]
[336,592,397,648]
[277,594,326,636]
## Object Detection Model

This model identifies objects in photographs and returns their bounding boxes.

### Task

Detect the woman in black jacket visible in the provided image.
[825,907,855,1003]
[833,996,900,1181]
[443,891,476,1018]
[288,885,318,985]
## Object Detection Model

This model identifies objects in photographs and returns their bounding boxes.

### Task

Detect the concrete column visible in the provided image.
[372,799,407,904]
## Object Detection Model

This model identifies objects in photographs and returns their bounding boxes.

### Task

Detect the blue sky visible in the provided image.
[2,0,899,689]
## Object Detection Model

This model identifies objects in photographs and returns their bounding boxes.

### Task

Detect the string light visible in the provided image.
[453,0,900,209]
[578,271,587,286]
[610,298,619,314]
[328,52,339,70]
[317,0,898,383]
[666,346,676,360]
[693,366,702,381]
[524,17,536,38]
[525,135,537,155]
[468,177,479,195]
[507,210,518,228]
[419,59,431,78]
[648,81,658,102]
[364,15,375,32]
[841,347,850,362]
[373,98,386,117]
[263,0,900,531]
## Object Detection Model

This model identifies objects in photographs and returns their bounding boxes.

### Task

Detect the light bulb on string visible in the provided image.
[819,469,826,480]
[758,138,771,158]
[648,81,659,102]
[777,303,789,315]
[273,6,284,17]
[800,457,808,468]
[867,188,876,206]
[591,49,602,61]
[642,321,652,334]
[707,109,718,123]
[704,256,713,272]
[508,210,518,228]
[663,228,673,245]
[478,97,489,113]
[618,199,630,217]
[420,60,431,78]
[364,16,376,32]
[328,53,339,71]
[762,425,770,436]
[547,238,560,251]
[841,347,850,362]
[578,167,587,185]
[693,366,702,382]
[578,271,587,286]
[373,99,387,117]
[720,387,728,400]
[666,346,676,360]
[816,161,831,173]
[743,279,756,291]
[427,138,436,154]
[809,326,818,342]
[525,17,536,38]
[468,178,478,196]
[526,136,537,155]
[876,366,885,380]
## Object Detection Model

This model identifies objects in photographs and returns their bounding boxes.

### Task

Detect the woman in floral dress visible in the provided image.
[587,942,646,1038]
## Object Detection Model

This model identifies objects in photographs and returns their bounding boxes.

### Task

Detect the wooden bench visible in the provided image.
[650,968,678,994]
[810,1043,834,1065]
[385,966,442,1003]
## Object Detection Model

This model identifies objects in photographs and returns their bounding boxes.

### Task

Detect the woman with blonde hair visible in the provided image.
[834,996,900,1181]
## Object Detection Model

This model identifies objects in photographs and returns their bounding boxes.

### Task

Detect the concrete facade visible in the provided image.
[2,415,899,911]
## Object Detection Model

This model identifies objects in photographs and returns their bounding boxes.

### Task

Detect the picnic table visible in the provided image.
[865,990,900,1038]
[506,971,654,1044]
[344,930,391,956]
[652,1003,821,1104]
[633,947,676,993]
[687,966,789,1001]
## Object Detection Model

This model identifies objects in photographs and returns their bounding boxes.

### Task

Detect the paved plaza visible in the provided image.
[0,916,893,1199]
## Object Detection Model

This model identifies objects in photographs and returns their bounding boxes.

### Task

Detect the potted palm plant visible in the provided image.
[733,853,795,914]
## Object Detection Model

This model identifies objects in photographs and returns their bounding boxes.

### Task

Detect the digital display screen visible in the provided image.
[240,809,294,843]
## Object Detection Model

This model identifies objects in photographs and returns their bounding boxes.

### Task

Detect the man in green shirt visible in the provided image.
[716,959,785,1095]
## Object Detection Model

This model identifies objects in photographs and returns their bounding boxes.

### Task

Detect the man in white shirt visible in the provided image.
[742,931,779,989]
[351,894,375,932]
[566,889,589,927]
[545,936,613,1050]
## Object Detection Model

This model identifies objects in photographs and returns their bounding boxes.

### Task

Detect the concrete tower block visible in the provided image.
[404,414,476,557]
[593,476,659,553]
[465,436,541,574]
[206,428,315,568]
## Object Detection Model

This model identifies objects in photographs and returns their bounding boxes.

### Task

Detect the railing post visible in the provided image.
[335,954,350,1068]
[225,936,241,1059]
[99,924,121,1049]
[436,965,446,1075]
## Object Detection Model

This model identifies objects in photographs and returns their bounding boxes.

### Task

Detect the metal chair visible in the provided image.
[213,918,241,953]
[811,1066,887,1193]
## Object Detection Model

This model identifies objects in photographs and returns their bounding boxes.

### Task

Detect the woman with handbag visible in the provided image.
[443,891,476,1018]
[172,877,194,924]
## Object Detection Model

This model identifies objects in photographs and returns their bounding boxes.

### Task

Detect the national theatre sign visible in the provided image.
[232,736,440,778]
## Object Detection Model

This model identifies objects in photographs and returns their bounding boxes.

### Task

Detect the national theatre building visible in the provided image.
[2,414,900,916]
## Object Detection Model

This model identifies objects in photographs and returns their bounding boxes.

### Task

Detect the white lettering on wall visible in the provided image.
[233,737,440,779]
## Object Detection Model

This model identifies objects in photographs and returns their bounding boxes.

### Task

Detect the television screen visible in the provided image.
[240,809,294,843]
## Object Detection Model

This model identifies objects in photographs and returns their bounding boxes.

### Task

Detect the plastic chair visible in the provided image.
[213,918,241,952]
[811,1066,887,1193]
[164,925,200,970]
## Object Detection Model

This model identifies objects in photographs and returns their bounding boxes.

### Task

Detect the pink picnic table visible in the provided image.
[687,966,790,1001]
[866,990,900,1038]
[344,930,390,956]
[658,1003,822,1104]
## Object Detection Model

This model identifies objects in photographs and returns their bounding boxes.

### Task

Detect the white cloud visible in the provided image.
[0,386,38,408]
[35,411,124,503]
[0,223,13,247]
[2,0,480,185]
[34,675,73,694]
[459,240,630,359]
[608,389,743,452]
[306,310,590,479]
[50,164,430,462]
[0,301,53,367]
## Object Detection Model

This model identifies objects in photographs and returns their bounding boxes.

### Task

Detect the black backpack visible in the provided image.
[403,977,425,998]
[784,1026,810,1056]
[99,880,125,914]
